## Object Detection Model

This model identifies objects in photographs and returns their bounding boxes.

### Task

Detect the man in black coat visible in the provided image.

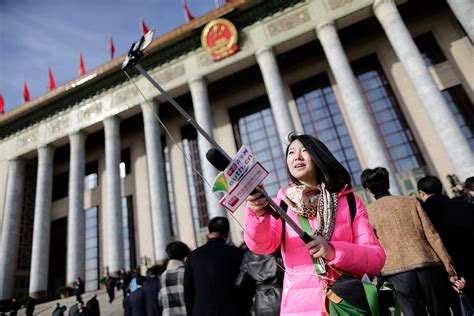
[74,278,85,302]
[123,291,132,316]
[68,301,78,316]
[142,266,161,316]
[418,175,474,301]
[184,217,247,316]
[105,276,116,303]
[9,298,19,316]
[85,295,100,316]
[77,301,88,316]
[25,297,35,316]
[128,276,147,316]
[52,303,62,316]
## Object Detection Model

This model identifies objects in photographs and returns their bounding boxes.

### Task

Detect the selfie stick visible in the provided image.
[121,30,315,245]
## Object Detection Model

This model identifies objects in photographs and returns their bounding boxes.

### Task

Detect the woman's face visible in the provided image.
[287,139,318,186]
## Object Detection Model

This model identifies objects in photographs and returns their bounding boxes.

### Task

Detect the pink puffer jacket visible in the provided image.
[244,186,386,316]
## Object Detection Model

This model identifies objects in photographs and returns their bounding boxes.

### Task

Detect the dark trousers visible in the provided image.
[387,266,451,316]
[75,293,82,303]
[107,288,115,303]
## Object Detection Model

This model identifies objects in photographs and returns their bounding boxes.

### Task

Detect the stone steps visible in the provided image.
[16,288,124,315]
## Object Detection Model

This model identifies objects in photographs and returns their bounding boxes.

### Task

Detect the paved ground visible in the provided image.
[16,288,124,315]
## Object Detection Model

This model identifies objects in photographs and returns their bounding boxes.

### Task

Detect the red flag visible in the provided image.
[0,94,4,114]
[23,81,30,102]
[48,67,56,90]
[109,36,115,60]
[79,53,86,76]
[141,18,149,34]
[183,0,195,22]
[224,0,230,3]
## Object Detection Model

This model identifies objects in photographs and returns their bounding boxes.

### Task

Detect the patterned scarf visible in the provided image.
[283,183,338,241]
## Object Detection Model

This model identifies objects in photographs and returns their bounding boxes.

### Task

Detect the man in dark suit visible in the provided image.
[25,297,35,316]
[68,301,78,316]
[77,301,88,316]
[105,276,116,303]
[128,275,147,316]
[418,175,474,301]
[142,265,161,316]
[85,295,100,316]
[9,298,19,316]
[123,291,132,316]
[74,278,85,302]
[184,217,247,316]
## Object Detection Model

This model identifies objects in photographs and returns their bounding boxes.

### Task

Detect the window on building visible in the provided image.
[16,164,36,276]
[442,85,474,150]
[164,140,178,237]
[52,172,69,200]
[413,32,447,67]
[120,148,131,178]
[84,206,99,292]
[230,96,287,197]
[121,196,137,271]
[353,55,426,173]
[85,161,99,190]
[292,74,363,186]
[13,277,29,301]
[182,127,208,244]
[14,164,36,298]
[48,217,67,300]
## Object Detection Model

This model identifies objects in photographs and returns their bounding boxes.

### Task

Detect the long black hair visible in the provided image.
[285,133,351,193]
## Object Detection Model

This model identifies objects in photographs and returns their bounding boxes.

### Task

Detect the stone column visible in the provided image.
[188,76,226,219]
[103,116,124,275]
[29,145,55,300]
[447,0,474,42]
[0,159,25,300]
[374,0,474,180]
[255,46,295,147]
[66,131,87,285]
[141,101,171,262]
[316,21,401,194]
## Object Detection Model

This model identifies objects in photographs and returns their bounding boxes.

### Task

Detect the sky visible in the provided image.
[0,0,222,112]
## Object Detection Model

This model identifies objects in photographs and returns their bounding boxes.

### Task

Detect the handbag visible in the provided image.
[460,291,474,316]
[323,272,379,316]
[297,212,379,315]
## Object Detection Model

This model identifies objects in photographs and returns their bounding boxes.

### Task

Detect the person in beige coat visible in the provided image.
[361,167,464,316]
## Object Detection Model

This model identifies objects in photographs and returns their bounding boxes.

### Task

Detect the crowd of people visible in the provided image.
[0,294,99,316]
[110,217,282,316]
[245,133,471,315]
[361,168,471,315]
[2,133,472,316]
[115,133,472,315]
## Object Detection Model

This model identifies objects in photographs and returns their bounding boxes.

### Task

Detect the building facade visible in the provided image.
[0,0,473,304]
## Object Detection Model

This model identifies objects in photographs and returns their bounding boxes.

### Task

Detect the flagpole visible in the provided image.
[214,0,219,9]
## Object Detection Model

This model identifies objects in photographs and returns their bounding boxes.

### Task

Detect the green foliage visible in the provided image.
[56,286,73,298]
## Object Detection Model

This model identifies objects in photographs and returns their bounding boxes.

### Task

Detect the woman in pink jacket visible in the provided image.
[245,134,386,315]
